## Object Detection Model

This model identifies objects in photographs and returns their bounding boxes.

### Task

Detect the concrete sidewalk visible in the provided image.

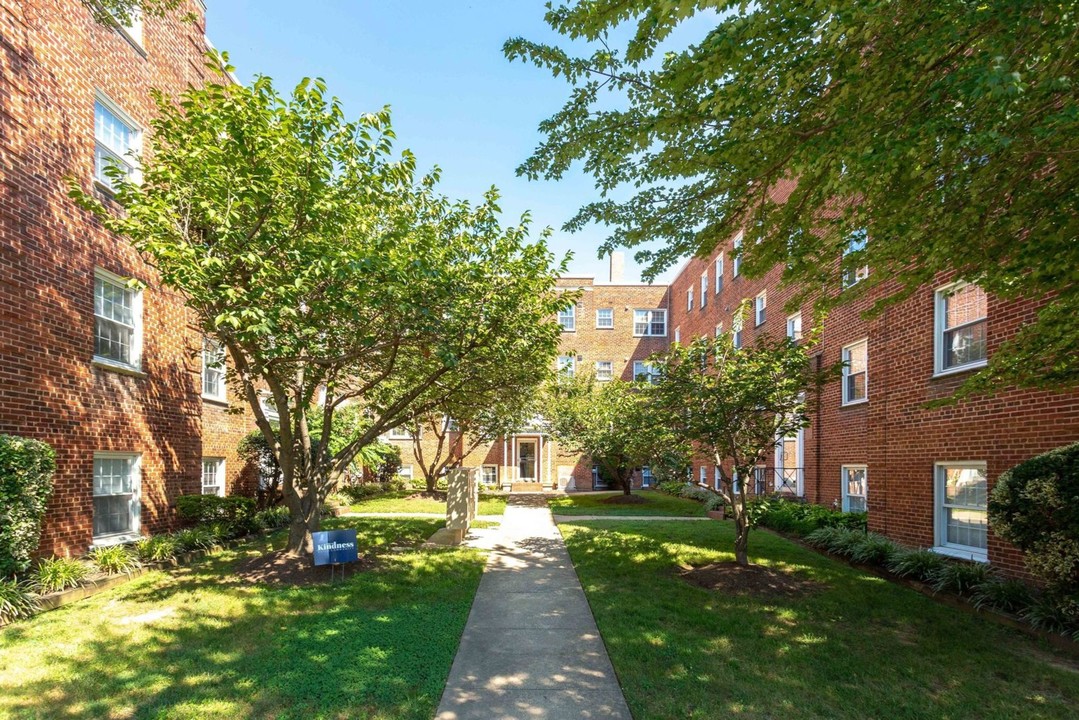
[436,496,632,720]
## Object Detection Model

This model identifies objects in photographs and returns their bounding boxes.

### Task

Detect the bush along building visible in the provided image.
[0,0,254,558]
[664,183,1079,576]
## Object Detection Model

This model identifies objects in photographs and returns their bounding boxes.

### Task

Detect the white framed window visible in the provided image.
[94,93,141,191]
[633,309,667,337]
[641,466,653,487]
[841,465,867,512]
[388,426,415,440]
[201,457,225,497]
[786,312,802,341]
[754,291,767,326]
[732,470,742,495]
[443,416,460,432]
[732,311,743,349]
[92,453,141,541]
[700,274,708,308]
[687,287,694,312]
[481,465,498,485]
[934,282,988,376]
[595,361,613,381]
[93,268,142,371]
[397,465,414,480]
[715,253,724,293]
[557,304,576,332]
[842,229,869,288]
[632,360,659,384]
[107,5,144,49]
[699,465,707,485]
[558,355,576,377]
[841,339,868,405]
[732,233,743,277]
[714,466,721,491]
[674,326,681,343]
[934,462,988,561]
[714,323,724,337]
[258,391,280,423]
[202,337,226,401]
[595,308,614,329]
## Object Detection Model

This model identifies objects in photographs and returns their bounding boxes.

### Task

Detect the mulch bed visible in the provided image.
[234,550,378,587]
[406,491,447,501]
[601,494,650,505]
[680,562,823,598]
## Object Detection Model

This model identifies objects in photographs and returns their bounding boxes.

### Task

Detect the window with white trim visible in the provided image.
[732,470,742,495]
[202,337,226,401]
[715,253,724,293]
[935,463,988,560]
[632,360,659,384]
[557,304,576,332]
[786,312,802,341]
[700,274,708,308]
[699,466,707,485]
[674,327,681,344]
[558,355,576,377]
[94,95,140,191]
[641,466,654,487]
[633,309,667,337]
[754,291,767,326]
[841,229,869,288]
[595,361,613,381]
[732,311,743,349]
[715,323,724,337]
[94,269,142,370]
[841,465,867,512]
[732,233,743,277]
[93,453,140,540]
[935,282,987,375]
[388,426,415,440]
[595,308,614,329]
[841,339,868,405]
[687,287,694,312]
[202,458,225,497]
[257,391,280,422]
[481,465,498,485]
[398,465,414,480]
[714,466,721,491]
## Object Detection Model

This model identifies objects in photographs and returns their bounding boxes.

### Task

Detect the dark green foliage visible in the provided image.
[237,431,282,509]
[173,527,220,553]
[989,442,1079,598]
[176,495,255,526]
[32,557,91,594]
[135,535,180,563]
[88,545,141,576]
[0,435,57,578]
[847,533,901,566]
[367,443,403,485]
[749,497,866,536]
[971,578,1035,614]
[656,480,689,496]
[0,578,38,624]
[929,561,994,595]
[887,549,948,581]
[338,484,386,504]
[253,506,290,530]
[1021,593,1079,640]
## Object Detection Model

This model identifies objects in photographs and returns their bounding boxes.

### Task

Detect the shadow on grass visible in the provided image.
[559,520,1079,720]
[0,519,483,720]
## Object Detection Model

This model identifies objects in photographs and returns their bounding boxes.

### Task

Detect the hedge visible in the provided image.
[0,435,57,578]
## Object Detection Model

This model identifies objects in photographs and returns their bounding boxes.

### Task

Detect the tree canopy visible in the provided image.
[506,1,1079,394]
[74,67,569,555]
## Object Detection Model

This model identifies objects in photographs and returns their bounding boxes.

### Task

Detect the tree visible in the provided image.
[543,372,678,495]
[82,0,184,26]
[506,1,1079,394]
[73,68,569,558]
[652,328,835,565]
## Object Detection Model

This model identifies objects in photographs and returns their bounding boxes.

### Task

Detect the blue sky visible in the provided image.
[205,0,696,284]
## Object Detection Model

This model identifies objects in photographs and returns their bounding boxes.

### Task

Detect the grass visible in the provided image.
[0,518,485,720]
[548,490,708,517]
[559,520,1079,720]
[348,491,507,516]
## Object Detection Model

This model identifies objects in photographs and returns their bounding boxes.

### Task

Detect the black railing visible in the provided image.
[752,466,803,497]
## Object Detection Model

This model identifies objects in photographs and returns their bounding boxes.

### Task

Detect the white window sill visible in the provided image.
[841,398,868,407]
[931,545,988,564]
[90,533,141,549]
[932,361,988,380]
[92,358,146,378]
[202,394,229,406]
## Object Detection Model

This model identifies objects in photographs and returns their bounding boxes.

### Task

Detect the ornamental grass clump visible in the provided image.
[847,533,900,566]
[0,578,38,624]
[886,548,946,581]
[135,535,180,563]
[970,577,1034,614]
[88,545,141,576]
[928,560,994,595]
[32,557,90,594]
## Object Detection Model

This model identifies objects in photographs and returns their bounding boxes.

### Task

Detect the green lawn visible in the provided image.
[0,518,485,720]
[548,490,708,517]
[348,491,507,516]
[560,520,1079,720]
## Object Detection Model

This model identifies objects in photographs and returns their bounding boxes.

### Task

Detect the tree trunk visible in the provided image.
[732,491,749,566]
[283,476,320,558]
[426,474,437,493]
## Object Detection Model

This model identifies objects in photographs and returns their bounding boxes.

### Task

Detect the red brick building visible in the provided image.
[0,0,253,557]
[666,183,1079,573]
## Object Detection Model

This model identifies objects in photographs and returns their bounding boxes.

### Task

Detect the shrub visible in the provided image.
[176,495,255,527]
[254,506,290,530]
[749,497,867,536]
[0,435,57,578]
[88,545,141,575]
[238,431,283,509]
[928,561,994,595]
[339,484,386,503]
[32,557,91,594]
[173,527,219,553]
[804,526,846,550]
[971,577,1034,614]
[848,533,900,566]
[1021,593,1079,639]
[989,442,1079,599]
[656,480,687,496]
[886,548,946,581]
[135,535,180,563]
[0,578,38,624]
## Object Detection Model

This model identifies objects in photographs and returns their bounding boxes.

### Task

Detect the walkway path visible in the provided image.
[436,495,632,720]
[552,514,708,522]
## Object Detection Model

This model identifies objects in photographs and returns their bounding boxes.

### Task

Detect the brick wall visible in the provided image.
[0,0,252,557]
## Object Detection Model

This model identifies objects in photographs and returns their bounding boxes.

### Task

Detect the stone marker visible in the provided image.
[426,467,479,546]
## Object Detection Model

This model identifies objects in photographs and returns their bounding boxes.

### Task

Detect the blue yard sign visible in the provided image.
[312,529,359,566]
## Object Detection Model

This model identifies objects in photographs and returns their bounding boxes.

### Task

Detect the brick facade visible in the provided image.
[0,0,253,557]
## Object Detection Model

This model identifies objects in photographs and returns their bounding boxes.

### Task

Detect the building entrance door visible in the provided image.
[518,440,537,481]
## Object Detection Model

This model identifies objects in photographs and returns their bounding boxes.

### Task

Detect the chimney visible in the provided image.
[608,251,625,284]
